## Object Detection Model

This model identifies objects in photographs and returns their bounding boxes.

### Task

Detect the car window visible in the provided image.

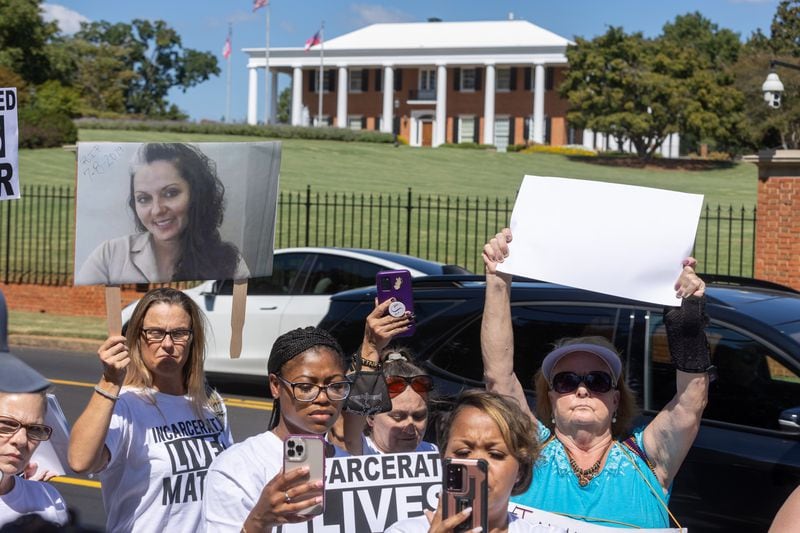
[648,316,800,430]
[217,253,309,295]
[428,303,632,388]
[298,254,383,295]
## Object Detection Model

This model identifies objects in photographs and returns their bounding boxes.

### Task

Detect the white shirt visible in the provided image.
[385,512,564,533]
[0,476,68,527]
[100,387,233,533]
[362,434,438,455]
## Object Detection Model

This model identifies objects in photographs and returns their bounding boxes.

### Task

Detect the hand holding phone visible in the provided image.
[283,435,326,516]
[376,269,415,337]
[443,458,488,533]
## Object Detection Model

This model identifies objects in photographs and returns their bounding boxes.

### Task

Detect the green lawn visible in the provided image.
[15,129,757,207]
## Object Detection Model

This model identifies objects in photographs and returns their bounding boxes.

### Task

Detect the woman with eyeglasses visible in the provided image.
[203,326,351,532]
[68,288,232,533]
[0,354,67,527]
[480,228,711,529]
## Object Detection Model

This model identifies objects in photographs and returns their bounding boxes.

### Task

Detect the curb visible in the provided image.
[9,334,99,354]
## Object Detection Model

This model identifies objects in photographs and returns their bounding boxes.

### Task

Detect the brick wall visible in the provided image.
[2,284,144,317]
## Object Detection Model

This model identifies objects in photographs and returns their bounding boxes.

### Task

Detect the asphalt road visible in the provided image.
[13,346,274,532]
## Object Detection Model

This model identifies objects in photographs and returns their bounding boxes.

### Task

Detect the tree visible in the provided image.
[560,23,744,158]
[0,0,57,84]
[75,19,220,116]
[277,87,291,124]
[770,0,800,56]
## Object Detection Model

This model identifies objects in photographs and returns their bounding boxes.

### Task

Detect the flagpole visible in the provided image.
[226,23,232,123]
[264,3,271,124]
[318,21,324,127]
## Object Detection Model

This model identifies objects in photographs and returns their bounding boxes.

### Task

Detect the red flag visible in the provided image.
[222,34,232,60]
[253,0,268,11]
[304,30,321,52]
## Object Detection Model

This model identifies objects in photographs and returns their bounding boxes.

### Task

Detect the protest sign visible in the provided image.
[510,501,687,532]
[30,394,71,477]
[0,87,19,201]
[497,175,703,306]
[277,451,440,532]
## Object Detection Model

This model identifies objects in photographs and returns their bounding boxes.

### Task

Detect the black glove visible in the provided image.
[343,355,392,415]
[663,295,713,373]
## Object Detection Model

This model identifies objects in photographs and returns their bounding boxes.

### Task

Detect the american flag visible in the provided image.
[222,34,232,60]
[252,0,268,11]
[304,30,321,52]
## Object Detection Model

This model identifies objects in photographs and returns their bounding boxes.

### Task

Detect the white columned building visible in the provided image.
[247,67,258,125]
[337,65,348,128]
[434,64,447,147]
[483,63,496,146]
[381,65,394,133]
[291,66,303,126]
[532,63,545,144]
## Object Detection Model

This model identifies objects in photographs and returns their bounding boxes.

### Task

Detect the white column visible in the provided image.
[483,63,496,146]
[670,133,680,158]
[270,70,279,124]
[381,65,394,133]
[660,136,670,158]
[247,67,258,125]
[583,128,594,150]
[337,65,348,128]
[532,63,545,144]
[608,136,619,151]
[435,64,447,147]
[291,66,303,126]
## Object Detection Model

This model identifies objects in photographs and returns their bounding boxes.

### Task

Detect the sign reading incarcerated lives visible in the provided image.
[0,87,19,201]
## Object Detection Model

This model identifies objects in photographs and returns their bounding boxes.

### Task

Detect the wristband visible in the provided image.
[94,385,120,401]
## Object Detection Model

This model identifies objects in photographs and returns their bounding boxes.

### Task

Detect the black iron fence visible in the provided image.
[0,184,757,285]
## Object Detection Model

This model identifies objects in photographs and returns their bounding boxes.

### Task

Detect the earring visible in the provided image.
[612,411,618,424]
[551,416,555,425]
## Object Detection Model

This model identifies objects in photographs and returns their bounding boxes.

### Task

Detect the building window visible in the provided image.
[349,70,363,92]
[348,116,363,130]
[313,115,332,126]
[460,68,477,91]
[312,70,335,93]
[419,69,436,91]
[458,116,476,143]
[496,68,511,92]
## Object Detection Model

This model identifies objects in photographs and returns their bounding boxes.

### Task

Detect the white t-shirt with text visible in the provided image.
[0,476,68,527]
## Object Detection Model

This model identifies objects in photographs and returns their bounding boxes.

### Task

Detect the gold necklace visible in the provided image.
[562,442,612,487]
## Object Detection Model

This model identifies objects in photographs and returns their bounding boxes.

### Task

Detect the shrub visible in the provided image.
[440,142,495,150]
[18,109,77,149]
[521,144,597,157]
[75,118,395,144]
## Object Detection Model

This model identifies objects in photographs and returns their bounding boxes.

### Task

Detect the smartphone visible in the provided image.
[443,458,488,533]
[283,435,326,516]
[376,269,415,337]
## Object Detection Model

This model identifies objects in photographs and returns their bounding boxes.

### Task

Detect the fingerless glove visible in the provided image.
[664,295,713,373]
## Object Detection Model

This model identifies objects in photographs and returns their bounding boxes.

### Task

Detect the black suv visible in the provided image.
[319,275,800,533]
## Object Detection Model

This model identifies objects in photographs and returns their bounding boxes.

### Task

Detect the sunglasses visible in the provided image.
[550,371,615,394]
[385,375,434,398]
[0,415,53,442]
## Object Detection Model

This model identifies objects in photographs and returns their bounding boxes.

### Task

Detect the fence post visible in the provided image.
[405,187,413,255]
[305,185,311,247]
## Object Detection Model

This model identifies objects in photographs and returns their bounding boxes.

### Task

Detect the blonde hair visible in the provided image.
[535,336,639,439]
[124,288,212,420]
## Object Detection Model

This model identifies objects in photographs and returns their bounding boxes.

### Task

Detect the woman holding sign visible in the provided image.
[203,326,351,532]
[76,143,249,285]
[480,228,710,529]
[68,288,232,532]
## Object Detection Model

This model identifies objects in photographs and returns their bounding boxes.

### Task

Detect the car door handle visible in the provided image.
[259,306,278,310]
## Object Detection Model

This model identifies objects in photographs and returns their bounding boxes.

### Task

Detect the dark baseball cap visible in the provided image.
[0,352,50,393]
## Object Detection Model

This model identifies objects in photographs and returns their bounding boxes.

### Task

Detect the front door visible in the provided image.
[421,121,433,147]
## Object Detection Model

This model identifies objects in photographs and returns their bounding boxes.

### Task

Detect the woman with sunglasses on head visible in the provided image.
[203,326,351,532]
[0,354,67,527]
[386,390,563,533]
[68,288,232,533]
[480,228,710,529]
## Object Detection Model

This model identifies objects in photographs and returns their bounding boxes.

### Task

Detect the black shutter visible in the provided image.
[524,67,532,91]
[453,68,461,91]
[475,68,482,91]
[394,69,403,91]
[473,117,480,143]
[509,118,516,145]
[361,117,367,129]
[509,67,517,91]
[523,118,529,141]
[393,117,400,135]
[375,68,382,91]
[545,67,554,91]
[308,70,315,92]
[545,116,552,144]
[328,70,336,92]
[362,69,369,92]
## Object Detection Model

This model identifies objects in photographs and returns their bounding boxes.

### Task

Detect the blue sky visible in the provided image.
[42,0,781,122]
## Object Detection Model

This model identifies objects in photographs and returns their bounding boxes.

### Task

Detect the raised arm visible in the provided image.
[643,259,710,491]
[68,335,129,474]
[480,229,536,423]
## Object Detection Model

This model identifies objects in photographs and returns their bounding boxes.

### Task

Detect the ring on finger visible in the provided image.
[284,491,292,504]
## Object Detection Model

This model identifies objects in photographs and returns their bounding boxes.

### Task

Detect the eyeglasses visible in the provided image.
[0,415,53,442]
[550,371,615,394]
[274,375,351,402]
[141,328,192,343]
[385,375,434,398]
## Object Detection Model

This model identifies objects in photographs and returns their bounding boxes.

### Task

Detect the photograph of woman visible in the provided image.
[75,143,250,285]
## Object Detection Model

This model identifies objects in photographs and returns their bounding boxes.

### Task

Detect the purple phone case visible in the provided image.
[376,269,415,337]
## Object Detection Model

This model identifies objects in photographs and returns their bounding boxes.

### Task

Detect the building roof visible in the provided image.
[318,20,572,50]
